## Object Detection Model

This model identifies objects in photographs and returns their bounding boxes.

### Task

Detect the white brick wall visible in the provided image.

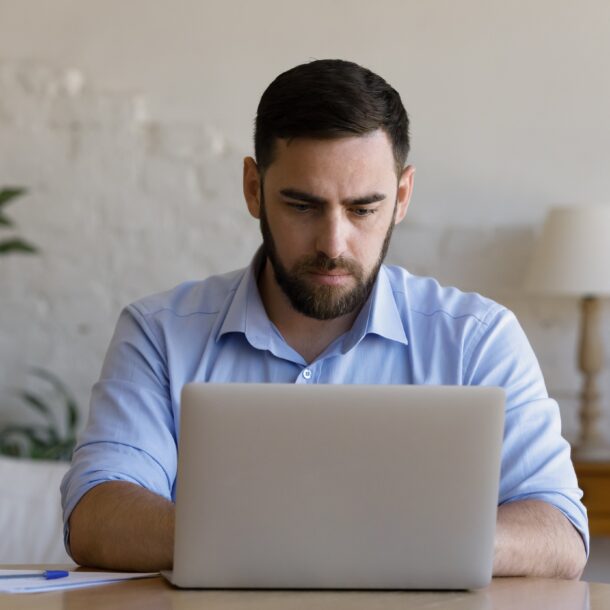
[1,59,609,444]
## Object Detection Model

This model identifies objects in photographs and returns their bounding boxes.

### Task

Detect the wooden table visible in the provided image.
[574,461,610,536]
[1,568,609,610]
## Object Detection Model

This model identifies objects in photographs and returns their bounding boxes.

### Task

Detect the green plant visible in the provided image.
[0,368,80,461]
[0,187,38,255]
[1,186,79,460]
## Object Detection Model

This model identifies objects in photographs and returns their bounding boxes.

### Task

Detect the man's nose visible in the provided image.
[315,211,348,259]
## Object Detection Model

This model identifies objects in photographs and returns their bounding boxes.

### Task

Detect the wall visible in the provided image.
[1,0,609,442]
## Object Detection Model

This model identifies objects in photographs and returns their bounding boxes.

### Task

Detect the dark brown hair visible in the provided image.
[254,59,410,175]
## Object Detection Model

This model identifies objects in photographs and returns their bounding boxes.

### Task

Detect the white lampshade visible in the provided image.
[525,205,610,297]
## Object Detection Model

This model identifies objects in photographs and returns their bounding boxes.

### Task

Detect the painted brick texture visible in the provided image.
[1,60,608,443]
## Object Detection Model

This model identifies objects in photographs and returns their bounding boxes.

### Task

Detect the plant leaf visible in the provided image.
[0,424,52,445]
[30,367,80,433]
[0,368,81,461]
[18,390,56,424]
[0,441,22,457]
[40,438,76,461]
[0,238,38,254]
[44,425,60,445]
[0,434,24,456]
[0,211,13,227]
[0,187,26,209]
[0,424,37,437]
[67,399,79,434]
[0,424,75,461]
[26,427,55,446]
[31,367,69,392]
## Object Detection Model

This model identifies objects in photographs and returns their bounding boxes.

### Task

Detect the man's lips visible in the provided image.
[311,270,350,276]
[309,270,352,285]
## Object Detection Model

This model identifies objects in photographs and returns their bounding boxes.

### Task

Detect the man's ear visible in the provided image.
[243,157,262,219]
[394,164,415,224]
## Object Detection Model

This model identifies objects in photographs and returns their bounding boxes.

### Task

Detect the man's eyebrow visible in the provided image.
[279,189,327,205]
[346,193,386,206]
[279,188,386,206]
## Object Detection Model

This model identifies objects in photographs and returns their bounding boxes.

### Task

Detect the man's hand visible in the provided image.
[70,485,586,577]
[493,499,587,579]
[68,481,175,572]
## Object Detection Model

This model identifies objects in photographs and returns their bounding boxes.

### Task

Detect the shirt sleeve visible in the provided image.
[60,304,177,556]
[462,306,589,556]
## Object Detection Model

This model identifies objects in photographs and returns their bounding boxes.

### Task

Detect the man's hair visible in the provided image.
[254,59,410,175]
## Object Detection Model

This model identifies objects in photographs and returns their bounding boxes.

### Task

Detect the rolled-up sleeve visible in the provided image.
[463,307,589,556]
[60,304,177,555]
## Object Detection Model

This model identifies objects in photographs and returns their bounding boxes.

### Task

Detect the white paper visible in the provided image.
[0,569,158,594]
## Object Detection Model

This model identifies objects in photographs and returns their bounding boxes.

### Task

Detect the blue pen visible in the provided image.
[0,570,69,580]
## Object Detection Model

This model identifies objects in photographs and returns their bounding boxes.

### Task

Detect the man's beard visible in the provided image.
[259,193,396,321]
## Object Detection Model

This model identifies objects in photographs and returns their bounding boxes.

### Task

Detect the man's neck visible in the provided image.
[257,261,358,364]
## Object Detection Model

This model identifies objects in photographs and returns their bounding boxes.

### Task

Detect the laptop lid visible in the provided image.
[170,383,504,590]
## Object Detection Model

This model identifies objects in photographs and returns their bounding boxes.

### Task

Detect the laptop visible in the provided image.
[163,383,505,590]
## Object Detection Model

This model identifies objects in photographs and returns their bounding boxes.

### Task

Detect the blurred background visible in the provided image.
[1,0,610,449]
[1,0,610,575]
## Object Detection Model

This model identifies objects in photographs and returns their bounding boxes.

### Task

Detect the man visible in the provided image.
[61,59,588,578]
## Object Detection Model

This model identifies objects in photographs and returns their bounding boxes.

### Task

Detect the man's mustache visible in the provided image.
[297,253,361,275]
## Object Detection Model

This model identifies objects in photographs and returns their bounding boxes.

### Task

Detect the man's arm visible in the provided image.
[461,306,589,576]
[493,499,587,579]
[68,481,175,572]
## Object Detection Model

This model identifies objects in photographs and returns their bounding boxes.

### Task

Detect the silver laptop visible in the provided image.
[164,383,504,590]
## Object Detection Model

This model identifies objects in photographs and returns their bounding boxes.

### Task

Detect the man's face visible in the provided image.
[244,130,414,320]
[259,191,395,320]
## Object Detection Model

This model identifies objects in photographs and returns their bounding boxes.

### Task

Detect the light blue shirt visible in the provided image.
[61,251,589,554]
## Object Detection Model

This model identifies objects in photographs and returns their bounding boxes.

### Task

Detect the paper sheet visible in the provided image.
[0,569,158,594]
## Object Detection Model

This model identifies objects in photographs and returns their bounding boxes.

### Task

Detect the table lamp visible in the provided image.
[525,205,610,461]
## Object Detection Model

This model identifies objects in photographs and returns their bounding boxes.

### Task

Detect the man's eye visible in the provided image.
[289,203,313,212]
[352,208,375,217]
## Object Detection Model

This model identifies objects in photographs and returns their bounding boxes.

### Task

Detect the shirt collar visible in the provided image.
[337,264,409,354]
[218,251,408,355]
[217,248,268,344]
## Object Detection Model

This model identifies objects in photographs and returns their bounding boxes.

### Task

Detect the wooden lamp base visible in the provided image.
[572,296,610,461]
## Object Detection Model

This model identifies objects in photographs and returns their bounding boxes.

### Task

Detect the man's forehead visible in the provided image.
[275,129,392,152]
[264,130,396,174]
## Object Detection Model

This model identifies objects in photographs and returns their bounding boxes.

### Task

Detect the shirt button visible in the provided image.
[303,368,312,380]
